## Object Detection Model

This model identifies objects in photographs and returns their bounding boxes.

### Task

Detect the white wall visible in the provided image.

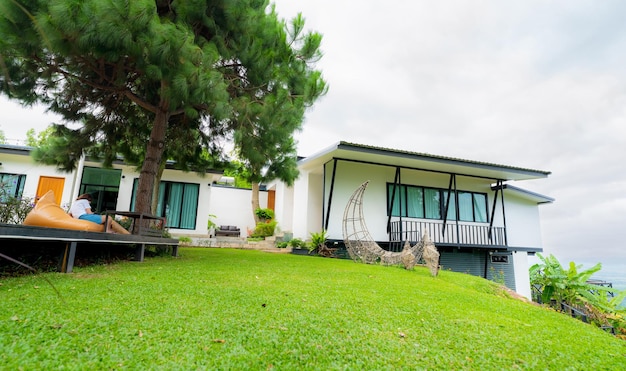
[204,185,268,237]
[292,171,310,239]
[268,181,294,235]
[0,151,75,205]
[501,191,544,249]
[513,251,532,299]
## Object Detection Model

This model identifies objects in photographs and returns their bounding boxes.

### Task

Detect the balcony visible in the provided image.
[388,219,506,248]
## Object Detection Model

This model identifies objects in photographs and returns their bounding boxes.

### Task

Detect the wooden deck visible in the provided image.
[0,223,179,273]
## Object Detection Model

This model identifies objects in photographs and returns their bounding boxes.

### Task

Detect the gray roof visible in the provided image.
[299,141,551,181]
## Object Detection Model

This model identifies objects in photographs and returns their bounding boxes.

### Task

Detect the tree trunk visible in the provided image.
[151,159,167,214]
[251,182,260,224]
[135,98,169,214]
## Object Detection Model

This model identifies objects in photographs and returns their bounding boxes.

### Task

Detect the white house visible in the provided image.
[0,144,269,237]
[273,142,553,299]
[1,141,553,298]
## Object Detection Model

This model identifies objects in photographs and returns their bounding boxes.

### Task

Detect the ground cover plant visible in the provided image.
[1,248,625,370]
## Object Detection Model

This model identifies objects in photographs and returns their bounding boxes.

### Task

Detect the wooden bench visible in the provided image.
[104,210,166,237]
[0,223,179,273]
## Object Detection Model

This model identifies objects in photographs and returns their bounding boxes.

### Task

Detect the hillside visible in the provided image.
[1,248,624,370]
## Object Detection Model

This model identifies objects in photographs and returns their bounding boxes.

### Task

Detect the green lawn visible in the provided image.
[1,248,624,370]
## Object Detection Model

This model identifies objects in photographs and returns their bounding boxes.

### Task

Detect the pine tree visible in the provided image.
[0,0,324,213]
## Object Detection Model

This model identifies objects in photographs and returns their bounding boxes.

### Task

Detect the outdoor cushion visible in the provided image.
[23,190,105,232]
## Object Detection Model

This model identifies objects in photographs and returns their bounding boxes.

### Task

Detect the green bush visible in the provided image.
[276,241,289,248]
[309,230,327,252]
[250,220,277,238]
[178,236,192,245]
[288,238,306,248]
[0,195,34,224]
[254,208,274,222]
[530,253,626,335]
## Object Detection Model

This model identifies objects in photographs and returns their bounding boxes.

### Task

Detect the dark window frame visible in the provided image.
[386,183,489,223]
[0,173,26,200]
[131,179,199,230]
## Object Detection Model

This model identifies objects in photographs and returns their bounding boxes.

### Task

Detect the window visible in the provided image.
[131,180,199,230]
[0,173,26,200]
[79,167,122,213]
[387,183,488,223]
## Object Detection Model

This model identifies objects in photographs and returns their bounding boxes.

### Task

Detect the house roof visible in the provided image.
[0,143,33,155]
[298,141,551,181]
[492,184,555,204]
[0,144,222,175]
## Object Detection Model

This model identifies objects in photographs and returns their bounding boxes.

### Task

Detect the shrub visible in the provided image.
[179,236,192,245]
[0,195,35,224]
[309,230,327,252]
[288,238,306,249]
[250,220,277,238]
[254,208,274,222]
[276,241,289,248]
[207,214,217,230]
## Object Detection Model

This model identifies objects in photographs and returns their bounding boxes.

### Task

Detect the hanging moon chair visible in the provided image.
[342,181,424,265]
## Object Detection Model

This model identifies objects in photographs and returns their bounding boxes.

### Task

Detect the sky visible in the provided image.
[1,0,625,284]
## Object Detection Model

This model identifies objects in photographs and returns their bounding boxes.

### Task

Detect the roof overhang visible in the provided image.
[491,184,554,204]
[0,144,33,156]
[299,141,551,181]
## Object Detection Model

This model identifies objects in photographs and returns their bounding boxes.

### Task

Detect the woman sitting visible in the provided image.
[69,194,130,234]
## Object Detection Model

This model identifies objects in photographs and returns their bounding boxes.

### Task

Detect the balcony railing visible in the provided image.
[389,219,506,248]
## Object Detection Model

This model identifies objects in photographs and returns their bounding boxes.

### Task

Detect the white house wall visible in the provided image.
[107,163,262,237]
[512,251,532,299]
[501,190,544,249]
[0,151,74,205]
[205,185,268,237]
[318,160,513,242]
[268,181,294,235]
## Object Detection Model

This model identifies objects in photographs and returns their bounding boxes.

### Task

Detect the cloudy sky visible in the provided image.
[1,1,625,282]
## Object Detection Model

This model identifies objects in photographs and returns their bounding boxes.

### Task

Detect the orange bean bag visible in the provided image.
[23,190,105,232]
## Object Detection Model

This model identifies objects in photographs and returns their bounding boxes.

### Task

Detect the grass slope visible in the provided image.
[1,248,624,370]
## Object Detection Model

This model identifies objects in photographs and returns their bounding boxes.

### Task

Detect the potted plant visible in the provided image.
[289,238,309,255]
[310,230,335,257]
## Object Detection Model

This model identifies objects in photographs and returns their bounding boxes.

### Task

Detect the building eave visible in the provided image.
[492,183,555,204]
[298,141,551,181]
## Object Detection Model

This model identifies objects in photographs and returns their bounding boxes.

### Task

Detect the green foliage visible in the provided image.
[206,214,217,231]
[309,229,327,248]
[275,241,289,248]
[25,126,55,147]
[531,254,601,305]
[178,236,192,245]
[530,253,626,333]
[254,208,274,222]
[250,220,277,238]
[0,0,325,215]
[288,238,306,249]
[0,129,6,144]
[0,248,624,369]
[223,160,252,189]
[0,190,34,224]
[309,229,327,252]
